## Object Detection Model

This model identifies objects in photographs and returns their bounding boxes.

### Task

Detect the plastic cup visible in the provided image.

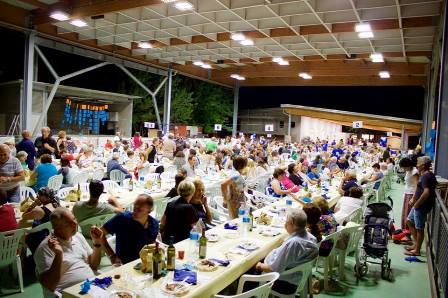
[178,250,185,260]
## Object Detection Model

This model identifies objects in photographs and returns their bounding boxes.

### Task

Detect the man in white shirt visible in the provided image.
[256,209,318,295]
[34,208,104,297]
[333,186,364,224]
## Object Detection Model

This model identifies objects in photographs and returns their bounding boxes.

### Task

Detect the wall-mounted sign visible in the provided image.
[352,121,363,129]
[214,124,222,131]
[144,122,155,128]
[267,134,272,138]
[265,124,274,132]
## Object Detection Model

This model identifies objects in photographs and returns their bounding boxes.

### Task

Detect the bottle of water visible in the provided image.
[188,228,200,263]
[241,215,250,238]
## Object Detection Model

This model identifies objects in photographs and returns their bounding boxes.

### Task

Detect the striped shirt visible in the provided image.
[0,157,23,190]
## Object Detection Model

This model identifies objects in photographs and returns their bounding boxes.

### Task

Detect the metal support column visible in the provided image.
[435,1,448,178]
[232,81,240,137]
[21,32,35,131]
[287,113,292,136]
[164,68,173,135]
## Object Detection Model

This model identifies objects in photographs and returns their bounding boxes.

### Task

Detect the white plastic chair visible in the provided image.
[154,197,169,220]
[72,171,89,185]
[110,170,126,185]
[78,213,115,240]
[214,272,279,298]
[335,224,364,281]
[91,168,105,181]
[57,187,75,200]
[47,174,63,191]
[210,205,229,225]
[101,180,120,192]
[210,196,228,213]
[20,186,36,200]
[270,257,317,298]
[0,229,25,293]
[315,230,343,292]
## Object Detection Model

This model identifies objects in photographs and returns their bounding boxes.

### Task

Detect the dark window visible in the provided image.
[291,121,296,128]
[279,121,284,128]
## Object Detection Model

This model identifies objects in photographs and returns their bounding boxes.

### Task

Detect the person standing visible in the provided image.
[399,157,419,229]
[146,138,159,163]
[34,127,57,158]
[0,144,25,203]
[405,156,437,257]
[162,133,177,160]
[16,130,36,170]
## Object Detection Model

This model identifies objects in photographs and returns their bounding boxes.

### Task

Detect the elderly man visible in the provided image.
[338,169,359,196]
[16,130,36,170]
[255,209,318,295]
[0,144,25,202]
[106,152,131,179]
[405,156,437,257]
[162,133,177,159]
[34,127,57,158]
[34,208,104,298]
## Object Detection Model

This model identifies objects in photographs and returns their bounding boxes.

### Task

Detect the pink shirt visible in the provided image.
[280,176,300,193]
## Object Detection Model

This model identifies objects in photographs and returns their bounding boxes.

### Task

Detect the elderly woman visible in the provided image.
[56,130,67,158]
[255,209,318,295]
[338,169,359,196]
[30,154,58,191]
[268,168,293,198]
[191,179,212,225]
[78,146,94,168]
[161,180,199,243]
[221,156,248,219]
[16,151,29,170]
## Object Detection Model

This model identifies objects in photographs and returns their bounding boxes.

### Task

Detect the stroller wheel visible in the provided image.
[382,268,393,281]
[355,264,368,277]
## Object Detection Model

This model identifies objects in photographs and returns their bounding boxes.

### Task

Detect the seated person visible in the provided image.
[255,209,318,295]
[361,163,384,189]
[16,151,29,170]
[73,180,123,224]
[23,188,60,254]
[77,146,94,168]
[307,165,321,183]
[106,153,131,179]
[303,204,323,242]
[34,208,103,298]
[166,172,186,198]
[334,186,364,224]
[30,154,58,191]
[328,156,341,175]
[101,194,158,265]
[161,180,198,243]
[337,155,350,170]
[338,170,359,196]
[0,189,17,232]
[181,155,197,178]
[268,168,294,198]
[57,158,75,187]
[312,196,338,235]
[287,163,303,186]
[191,179,212,225]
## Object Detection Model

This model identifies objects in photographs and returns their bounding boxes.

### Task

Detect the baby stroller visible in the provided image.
[394,160,406,184]
[355,202,394,281]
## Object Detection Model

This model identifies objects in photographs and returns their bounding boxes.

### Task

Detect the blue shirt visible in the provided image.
[342,179,358,196]
[106,159,129,178]
[16,139,36,170]
[332,148,343,158]
[103,211,159,264]
[35,163,58,190]
[307,171,320,180]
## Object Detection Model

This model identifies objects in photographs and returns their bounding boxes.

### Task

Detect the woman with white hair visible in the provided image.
[255,209,318,295]
[77,145,94,168]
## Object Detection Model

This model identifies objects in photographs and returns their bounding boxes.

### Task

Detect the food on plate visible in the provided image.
[256,212,272,225]
[197,259,218,272]
[109,290,135,298]
[163,282,189,296]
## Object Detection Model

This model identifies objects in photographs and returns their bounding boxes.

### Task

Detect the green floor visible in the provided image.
[1,181,431,297]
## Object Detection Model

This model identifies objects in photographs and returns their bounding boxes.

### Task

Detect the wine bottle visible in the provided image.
[128,177,134,191]
[166,236,176,271]
[199,229,207,259]
[248,207,254,232]
[76,183,81,201]
[152,242,162,279]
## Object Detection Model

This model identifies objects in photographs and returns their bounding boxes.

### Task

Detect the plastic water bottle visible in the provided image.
[188,228,200,263]
[238,207,246,222]
[241,215,250,238]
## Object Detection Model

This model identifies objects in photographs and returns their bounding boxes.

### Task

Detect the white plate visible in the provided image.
[261,228,281,237]
[206,233,219,242]
[161,281,190,296]
[108,290,136,298]
[224,230,239,239]
[239,242,259,251]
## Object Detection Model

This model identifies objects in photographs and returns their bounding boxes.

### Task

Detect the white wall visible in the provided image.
[299,116,345,141]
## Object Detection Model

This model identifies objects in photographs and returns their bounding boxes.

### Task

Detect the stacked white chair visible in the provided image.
[72,171,90,185]
[91,168,105,181]
[57,187,75,200]
[0,229,25,293]
[214,272,279,298]
[102,180,120,192]
[19,186,36,200]
[47,174,63,191]
[110,170,126,185]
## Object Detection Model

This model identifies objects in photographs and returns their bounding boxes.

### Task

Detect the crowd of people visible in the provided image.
[0,127,438,297]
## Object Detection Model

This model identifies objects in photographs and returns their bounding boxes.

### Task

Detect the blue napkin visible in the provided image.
[209,258,230,266]
[302,197,312,203]
[173,269,197,285]
[322,194,329,200]
[224,222,238,230]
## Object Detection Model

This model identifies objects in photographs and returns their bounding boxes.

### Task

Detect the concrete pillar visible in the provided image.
[21,32,35,131]
[164,68,173,135]
[232,81,240,137]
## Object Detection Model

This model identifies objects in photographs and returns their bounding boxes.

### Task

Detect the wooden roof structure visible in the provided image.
[0,0,441,87]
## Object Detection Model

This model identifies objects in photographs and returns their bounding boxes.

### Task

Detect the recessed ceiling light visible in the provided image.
[358,31,374,39]
[299,72,312,79]
[138,42,152,49]
[370,53,384,63]
[161,0,177,3]
[379,71,390,78]
[240,39,254,46]
[201,64,212,69]
[278,60,289,66]
[174,1,194,11]
[355,23,372,33]
[50,11,69,21]
[272,57,283,63]
[230,74,245,80]
[231,33,246,41]
[193,61,204,66]
[70,19,88,27]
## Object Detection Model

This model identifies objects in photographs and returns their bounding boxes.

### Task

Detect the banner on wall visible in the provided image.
[352,121,363,128]
[265,124,274,132]
[144,122,155,128]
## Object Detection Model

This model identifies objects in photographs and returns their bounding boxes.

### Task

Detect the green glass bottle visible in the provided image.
[152,241,162,279]
[199,229,207,259]
[248,207,254,232]
[166,236,176,271]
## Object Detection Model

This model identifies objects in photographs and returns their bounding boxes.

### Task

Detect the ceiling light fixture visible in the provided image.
[174,1,194,11]
[379,71,390,78]
[355,23,372,33]
[70,19,88,27]
[193,61,204,66]
[278,60,289,65]
[50,11,69,21]
[358,31,374,39]
[370,53,384,63]
[240,39,254,46]
[230,74,245,80]
[299,72,312,79]
[138,42,152,49]
[272,57,283,63]
[161,0,178,3]
[231,33,246,41]
[201,64,212,69]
